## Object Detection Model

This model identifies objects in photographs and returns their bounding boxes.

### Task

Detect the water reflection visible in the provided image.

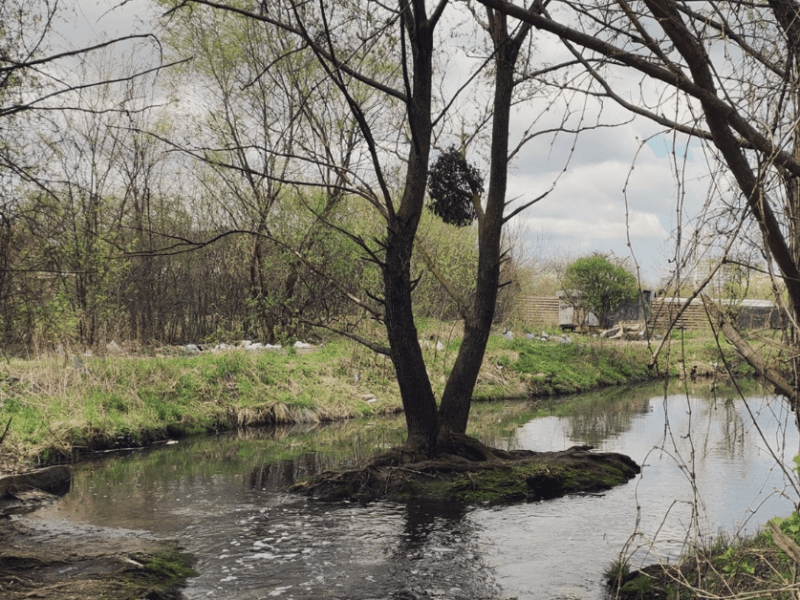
[385,501,501,599]
[562,387,655,448]
[27,382,800,600]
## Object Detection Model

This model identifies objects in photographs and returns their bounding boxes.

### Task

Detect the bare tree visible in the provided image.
[0,0,178,347]
[159,0,567,454]
[162,5,369,343]
[477,0,800,409]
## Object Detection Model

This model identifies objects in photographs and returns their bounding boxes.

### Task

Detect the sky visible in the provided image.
[507,112,709,287]
[54,0,717,288]
[450,19,714,288]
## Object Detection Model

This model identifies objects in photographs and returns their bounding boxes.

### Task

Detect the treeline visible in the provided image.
[1,167,520,350]
[0,3,535,354]
[1,126,521,351]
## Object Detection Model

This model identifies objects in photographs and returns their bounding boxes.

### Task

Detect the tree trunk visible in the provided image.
[381,5,440,454]
[439,11,527,433]
[384,216,440,452]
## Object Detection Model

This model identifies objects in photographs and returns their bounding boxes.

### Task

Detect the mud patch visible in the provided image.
[0,518,194,600]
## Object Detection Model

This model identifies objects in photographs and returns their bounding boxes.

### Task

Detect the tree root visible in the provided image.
[287,436,640,504]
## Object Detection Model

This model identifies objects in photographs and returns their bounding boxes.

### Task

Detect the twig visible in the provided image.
[0,417,11,446]
[390,466,439,478]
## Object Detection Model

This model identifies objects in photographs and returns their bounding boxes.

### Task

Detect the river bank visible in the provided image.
[0,518,196,600]
[608,507,800,600]
[0,327,755,599]
[8,382,794,600]
[0,328,675,469]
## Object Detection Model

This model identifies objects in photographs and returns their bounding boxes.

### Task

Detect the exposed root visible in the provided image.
[288,435,640,504]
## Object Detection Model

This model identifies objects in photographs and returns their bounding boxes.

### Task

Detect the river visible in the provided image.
[28,382,800,599]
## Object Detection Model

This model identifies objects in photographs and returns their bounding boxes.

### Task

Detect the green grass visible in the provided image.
[0,327,738,466]
[508,336,652,395]
[122,546,197,599]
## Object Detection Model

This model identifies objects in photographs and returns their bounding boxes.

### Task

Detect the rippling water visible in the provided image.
[29,383,800,599]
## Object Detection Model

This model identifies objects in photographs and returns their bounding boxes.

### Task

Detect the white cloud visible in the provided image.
[521,211,667,240]
[54,0,716,286]
[503,121,709,285]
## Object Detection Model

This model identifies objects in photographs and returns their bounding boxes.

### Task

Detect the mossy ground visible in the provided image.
[122,548,198,600]
[430,450,639,503]
[291,432,641,505]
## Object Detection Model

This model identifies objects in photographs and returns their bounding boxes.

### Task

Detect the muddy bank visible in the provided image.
[0,465,72,516]
[0,466,194,599]
[0,518,195,600]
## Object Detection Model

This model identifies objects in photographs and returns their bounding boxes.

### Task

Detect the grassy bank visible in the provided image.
[0,322,754,469]
[609,494,800,600]
[0,328,663,468]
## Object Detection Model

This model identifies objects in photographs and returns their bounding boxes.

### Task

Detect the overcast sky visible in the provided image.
[58,0,716,287]
[508,112,709,287]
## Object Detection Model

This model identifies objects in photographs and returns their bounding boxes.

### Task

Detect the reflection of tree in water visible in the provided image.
[702,396,746,461]
[250,455,329,490]
[245,418,408,491]
[563,385,655,447]
[561,383,765,451]
[658,386,776,467]
[386,500,501,599]
[398,500,468,552]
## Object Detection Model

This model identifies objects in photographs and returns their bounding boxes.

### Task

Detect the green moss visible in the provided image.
[122,546,197,599]
[426,459,636,504]
[620,574,653,598]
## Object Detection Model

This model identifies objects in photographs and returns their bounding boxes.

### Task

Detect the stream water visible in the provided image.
[27,382,800,599]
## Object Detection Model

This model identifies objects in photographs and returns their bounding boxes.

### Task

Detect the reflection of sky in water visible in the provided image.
[30,389,800,600]
[486,392,800,599]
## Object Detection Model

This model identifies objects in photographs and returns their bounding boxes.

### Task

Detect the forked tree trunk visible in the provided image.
[384,215,440,452]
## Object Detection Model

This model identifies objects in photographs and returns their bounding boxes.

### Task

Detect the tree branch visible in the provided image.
[702,294,798,406]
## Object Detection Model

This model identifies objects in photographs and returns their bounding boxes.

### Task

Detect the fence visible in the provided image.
[514,295,785,332]
[512,295,560,329]
[649,297,786,331]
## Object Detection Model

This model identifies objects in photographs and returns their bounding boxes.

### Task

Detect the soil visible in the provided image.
[0,517,194,600]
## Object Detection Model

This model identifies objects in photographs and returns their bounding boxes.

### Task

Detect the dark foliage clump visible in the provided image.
[427,146,483,227]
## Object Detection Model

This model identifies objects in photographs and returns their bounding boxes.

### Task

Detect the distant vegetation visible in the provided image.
[561,253,639,328]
